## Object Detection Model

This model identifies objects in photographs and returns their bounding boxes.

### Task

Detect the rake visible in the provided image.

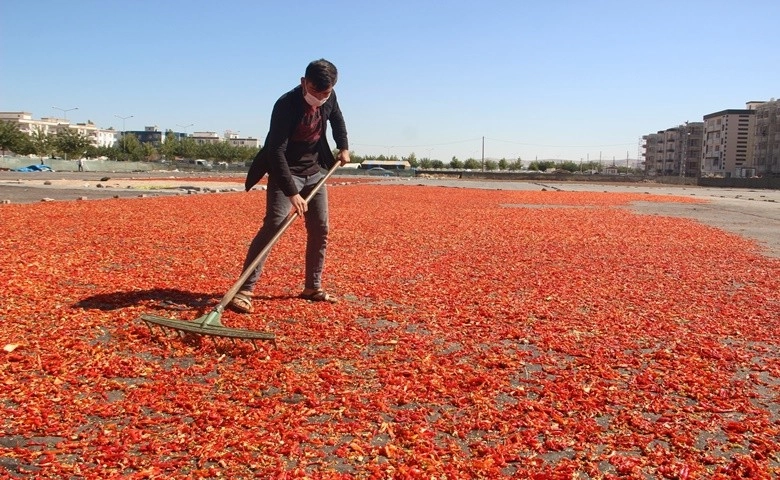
[141,162,341,348]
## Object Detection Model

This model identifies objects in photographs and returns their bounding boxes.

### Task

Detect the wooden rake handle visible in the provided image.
[216,162,342,311]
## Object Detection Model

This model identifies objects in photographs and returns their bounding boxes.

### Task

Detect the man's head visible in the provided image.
[301,59,338,107]
[304,59,338,91]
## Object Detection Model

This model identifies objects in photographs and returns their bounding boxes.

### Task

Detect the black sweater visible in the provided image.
[244,85,349,196]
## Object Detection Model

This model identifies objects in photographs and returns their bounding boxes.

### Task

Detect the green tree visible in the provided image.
[403,152,418,168]
[498,158,508,170]
[484,159,498,171]
[180,137,198,159]
[117,134,145,161]
[463,158,480,170]
[557,160,578,172]
[528,160,556,172]
[430,159,444,169]
[29,126,53,161]
[450,158,464,169]
[142,142,157,161]
[509,157,524,171]
[54,128,92,160]
[0,121,26,156]
[160,131,178,160]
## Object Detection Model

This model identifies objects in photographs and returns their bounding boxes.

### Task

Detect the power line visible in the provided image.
[351,138,482,150]
[353,136,636,151]
[485,137,636,148]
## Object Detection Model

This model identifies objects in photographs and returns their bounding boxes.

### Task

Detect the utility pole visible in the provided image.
[481,136,485,171]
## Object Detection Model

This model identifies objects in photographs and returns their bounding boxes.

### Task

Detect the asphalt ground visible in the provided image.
[2,171,778,258]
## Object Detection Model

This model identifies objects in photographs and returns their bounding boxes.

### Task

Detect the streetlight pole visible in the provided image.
[52,106,78,120]
[114,114,134,133]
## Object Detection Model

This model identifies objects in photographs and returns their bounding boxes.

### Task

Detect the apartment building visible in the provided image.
[641,122,703,176]
[125,126,164,145]
[192,131,221,145]
[701,109,755,177]
[1,111,119,148]
[748,99,779,175]
[224,130,260,149]
[680,122,704,177]
[641,132,664,174]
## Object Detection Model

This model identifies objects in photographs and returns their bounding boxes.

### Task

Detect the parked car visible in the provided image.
[366,167,394,176]
[194,159,212,170]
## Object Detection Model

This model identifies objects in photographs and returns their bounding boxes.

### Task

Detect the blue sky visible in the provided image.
[2,0,778,163]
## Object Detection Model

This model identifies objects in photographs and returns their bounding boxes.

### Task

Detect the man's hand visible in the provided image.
[337,149,350,166]
[289,193,307,217]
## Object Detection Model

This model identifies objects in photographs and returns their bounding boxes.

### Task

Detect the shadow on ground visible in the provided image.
[73,288,217,311]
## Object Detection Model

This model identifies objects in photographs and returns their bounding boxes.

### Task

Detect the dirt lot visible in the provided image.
[2,171,779,258]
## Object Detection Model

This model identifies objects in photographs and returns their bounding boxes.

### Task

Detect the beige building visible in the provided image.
[191,131,221,145]
[747,99,779,175]
[224,130,260,148]
[0,111,118,148]
[701,109,755,177]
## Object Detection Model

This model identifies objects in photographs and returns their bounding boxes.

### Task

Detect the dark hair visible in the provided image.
[305,59,338,91]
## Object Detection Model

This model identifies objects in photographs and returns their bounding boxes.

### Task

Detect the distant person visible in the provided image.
[231,59,350,313]
[77,158,84,172]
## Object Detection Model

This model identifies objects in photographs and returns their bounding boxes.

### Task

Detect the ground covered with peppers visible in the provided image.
[1,183,778,479]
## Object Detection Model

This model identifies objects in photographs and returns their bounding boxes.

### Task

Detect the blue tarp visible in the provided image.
[14,164,54,172]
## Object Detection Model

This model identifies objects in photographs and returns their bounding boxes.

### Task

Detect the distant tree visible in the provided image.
[507,157,524,171]
[484,159,498,171]
[528,160,556,172]
[12,134,35,157]
[403,152,418,168]
[84,145,101,159]
[117,134,145,161]
[450,158,464,169]
[179,138,198,160]
[54,128,92,160]
[30,126,54,161]
[463,158,480,170]
[557,160,578,172]
[0,121,26,156]
[142,142,157,161]
[430,159,444,169]
[418,157,432,169]
[498,158,508,170]
[160,132,178,160]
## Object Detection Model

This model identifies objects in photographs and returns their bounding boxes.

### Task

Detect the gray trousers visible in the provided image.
[240,170,329,292]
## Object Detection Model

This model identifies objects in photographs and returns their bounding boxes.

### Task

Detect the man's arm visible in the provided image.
[266,93,298,197]
[328,92,349,153]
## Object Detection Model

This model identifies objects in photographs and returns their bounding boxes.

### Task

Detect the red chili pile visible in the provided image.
[1,184,778,479]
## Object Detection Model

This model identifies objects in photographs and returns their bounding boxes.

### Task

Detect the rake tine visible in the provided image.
[250,340,258,351]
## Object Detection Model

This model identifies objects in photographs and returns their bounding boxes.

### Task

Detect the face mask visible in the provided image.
[304,88,330,107]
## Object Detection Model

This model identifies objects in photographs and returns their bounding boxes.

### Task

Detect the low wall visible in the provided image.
[0,156,155,173]
[414,170,779,190]
[415,170,647,183]
[693,176,780,190]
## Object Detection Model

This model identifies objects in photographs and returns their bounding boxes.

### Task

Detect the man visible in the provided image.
[232,59,350,313]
